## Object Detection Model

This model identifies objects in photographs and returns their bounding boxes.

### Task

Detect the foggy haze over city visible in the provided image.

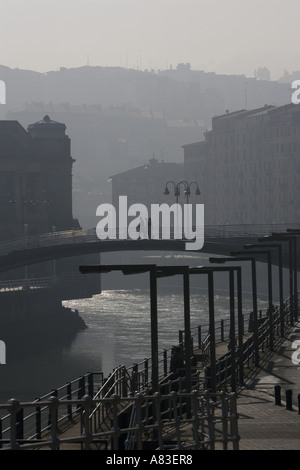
[0,0,299,228]
[1,0,299,79]
[1,1,300,450]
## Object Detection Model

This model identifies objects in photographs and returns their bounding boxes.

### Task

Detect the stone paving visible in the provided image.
[236,322,300,450]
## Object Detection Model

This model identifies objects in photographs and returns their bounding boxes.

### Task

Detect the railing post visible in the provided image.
[132,363,138,394]
[16,408,24,442]
[81,395,93,450]
[144,358,149,386]
[35,400,41,439]
[274,385,281,406]
[198,325,202,348]
[179,330,183,346]
[221,320,224,342]
[286,389,293,411]
[229,393,239,450]
[77,376,85,410]
[122,368,128,397]
[48,396,60,450]
[88,373,94,398]
[67,382,72,419]
[163,350,168,376]
[48,389,57,427]
[7,399,20,450]
[111,394,121,450]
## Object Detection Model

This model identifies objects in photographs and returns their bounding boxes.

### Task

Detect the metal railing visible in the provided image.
[0,272,97,292]
[1,223,299,257]
[0,372,103,446]
[0,390,240,450]
[0,297,295,450]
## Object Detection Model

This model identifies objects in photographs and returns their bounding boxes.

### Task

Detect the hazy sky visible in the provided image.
[1,0,299,79]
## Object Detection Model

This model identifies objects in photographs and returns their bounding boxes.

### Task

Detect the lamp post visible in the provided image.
[163,180,201,204]
[164,181,201,240]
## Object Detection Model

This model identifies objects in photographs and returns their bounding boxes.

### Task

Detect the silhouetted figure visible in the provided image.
[266,304,275,316]
[148,218,152,239]
[170,346,185,391]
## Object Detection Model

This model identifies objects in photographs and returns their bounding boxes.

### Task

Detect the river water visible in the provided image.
[0,252,289,403]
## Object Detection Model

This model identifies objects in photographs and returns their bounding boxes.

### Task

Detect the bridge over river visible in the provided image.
[0,223,299,274]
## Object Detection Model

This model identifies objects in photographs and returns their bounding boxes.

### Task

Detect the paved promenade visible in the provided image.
[236,321,300,450]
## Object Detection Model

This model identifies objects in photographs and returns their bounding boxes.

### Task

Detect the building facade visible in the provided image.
[110,155,185,211]
[0,115,79,240]
[184,104,300,227]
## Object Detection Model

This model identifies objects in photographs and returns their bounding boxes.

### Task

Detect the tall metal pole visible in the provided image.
[207,270,216,394]
[243,248,273,350]
[258,241,285,337]
[236,266,244,385]
[183,269,192,395]
[229,268,236,392]
[268,235,295,326]
[250,257,259,367]
[149,266,159,393]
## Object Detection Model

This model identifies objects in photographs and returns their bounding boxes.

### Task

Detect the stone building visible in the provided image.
[110,155,185,211]
[0,115,80,240]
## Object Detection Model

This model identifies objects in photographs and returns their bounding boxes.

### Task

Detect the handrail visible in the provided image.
[1,223,299,257]
[0,391,240,450]
[0,272,96,292]
[0,295,295,448]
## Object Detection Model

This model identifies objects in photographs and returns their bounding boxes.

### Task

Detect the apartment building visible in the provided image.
[184,104,300,227]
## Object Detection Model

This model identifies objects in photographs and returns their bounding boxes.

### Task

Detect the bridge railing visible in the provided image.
[0,272,97,292]
[1,223,300,257]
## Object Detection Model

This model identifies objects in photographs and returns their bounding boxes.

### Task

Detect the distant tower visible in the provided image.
[27,115,80,233]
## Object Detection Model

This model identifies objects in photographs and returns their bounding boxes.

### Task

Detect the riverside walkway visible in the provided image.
[1,315,300,451]
[236,321,300,450]
[58,320,300,451]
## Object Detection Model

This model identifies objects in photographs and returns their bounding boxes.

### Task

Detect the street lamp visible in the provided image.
[163,180,201,204]
[163,181,201,239]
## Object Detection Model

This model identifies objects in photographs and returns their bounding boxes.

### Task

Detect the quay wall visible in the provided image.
[0,277,100,360]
